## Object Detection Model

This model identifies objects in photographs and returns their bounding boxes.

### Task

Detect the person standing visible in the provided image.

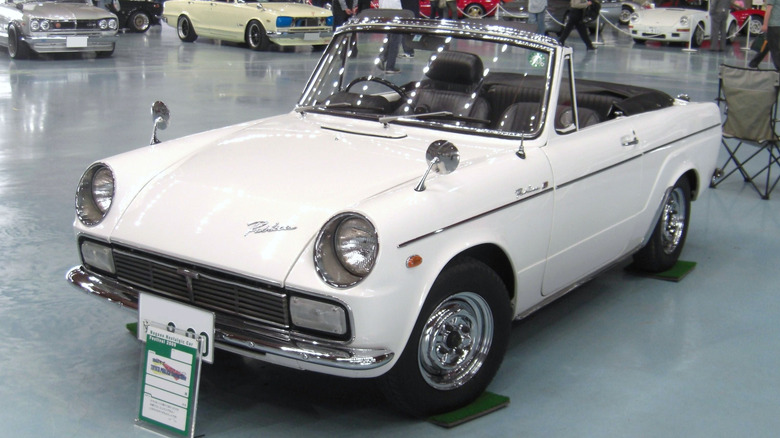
[528,0,548,36]
[333,0,359,29]
[377,0,403,73]
[709,0,732,51]
[748,0,780,69]
[444,0,458,19]
[559,0,596,50]
[400,0,419,57]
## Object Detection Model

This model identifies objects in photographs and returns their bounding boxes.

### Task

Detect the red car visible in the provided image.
[370,0,503,18]
[731,8,764,35]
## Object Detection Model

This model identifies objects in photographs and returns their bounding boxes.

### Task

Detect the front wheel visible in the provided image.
[463,4,485,18]
[632,177,691,272]
[177,15,197,42]
[619,6,633,25]
[726,21,737,43]
[380,258,511,416]
[748,16,763,36]
[8,25,31,59]
[691,23,705,47]
[246,20,270,51]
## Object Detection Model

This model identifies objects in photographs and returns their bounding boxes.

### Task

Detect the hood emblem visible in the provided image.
[245,221,298,236]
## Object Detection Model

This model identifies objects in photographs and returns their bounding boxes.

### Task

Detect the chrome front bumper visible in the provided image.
[66,266,394,371]
[22,34,118,53]
[267,30,332,45]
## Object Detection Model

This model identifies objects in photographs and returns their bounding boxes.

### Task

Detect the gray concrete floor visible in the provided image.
[1,22,779,438]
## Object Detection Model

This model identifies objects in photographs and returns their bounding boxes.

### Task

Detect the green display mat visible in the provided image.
[628,260,697,282]
[428,392,510,428]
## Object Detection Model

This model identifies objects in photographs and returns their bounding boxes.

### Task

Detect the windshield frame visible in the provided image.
[297,19,558,139]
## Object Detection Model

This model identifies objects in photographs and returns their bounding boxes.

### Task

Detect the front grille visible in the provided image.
[45,20,104,30]
[295,17,321,27]
[112,248,289,328]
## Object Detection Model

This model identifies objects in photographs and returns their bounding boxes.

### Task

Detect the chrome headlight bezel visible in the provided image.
[314,213,378,288]
[679,16,689,27]
[76,163,115,226]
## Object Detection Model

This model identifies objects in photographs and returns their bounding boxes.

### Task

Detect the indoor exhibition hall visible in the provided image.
[1,8,779,438]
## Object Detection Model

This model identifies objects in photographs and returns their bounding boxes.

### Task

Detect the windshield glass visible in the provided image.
[298,25,553,136]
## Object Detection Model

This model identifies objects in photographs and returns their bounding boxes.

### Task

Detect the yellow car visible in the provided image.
[162,0,333,50]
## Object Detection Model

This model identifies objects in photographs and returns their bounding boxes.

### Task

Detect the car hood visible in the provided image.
[238,2,331,17]
[635,8,698,25]
[22,2,115,19]
[109,113,482,283]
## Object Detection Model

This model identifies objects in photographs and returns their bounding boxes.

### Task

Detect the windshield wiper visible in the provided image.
[294,102,353,113]
[378,111,452,124]
[379,111,489,126]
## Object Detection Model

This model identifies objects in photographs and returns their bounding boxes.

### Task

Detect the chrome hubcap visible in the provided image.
[418,292,493,390]
[660,187,686,255]
[134,14,150,31]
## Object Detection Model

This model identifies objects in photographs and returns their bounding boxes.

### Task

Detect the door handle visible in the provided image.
[621,132,639,147]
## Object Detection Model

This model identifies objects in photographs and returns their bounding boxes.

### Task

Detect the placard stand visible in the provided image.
[135,322,204,438]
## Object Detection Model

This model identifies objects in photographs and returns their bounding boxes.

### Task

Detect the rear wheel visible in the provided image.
[128,11,151,33]
[177,15,197,42]
[246,20,270,51]
[632,177,691,272]
[380,257,511,417]
[8,25,31,59]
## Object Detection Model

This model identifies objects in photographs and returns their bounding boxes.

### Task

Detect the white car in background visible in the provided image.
[629,0,737,47]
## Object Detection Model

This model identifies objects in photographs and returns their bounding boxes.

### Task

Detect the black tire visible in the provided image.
[312,44,327,52]
[632,37,646,45]
[246,20,269,51]
[632,177,691,273]
[726,21,737,43]
[177,15,197,42]
[380,257,511,417]
[691,23,705,48]
[8,24,31,59]
[128,10,151,33]
[96,43,115,58]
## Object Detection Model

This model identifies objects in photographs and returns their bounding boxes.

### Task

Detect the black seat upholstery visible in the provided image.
[405,51,490,125]
[494,102,600,133]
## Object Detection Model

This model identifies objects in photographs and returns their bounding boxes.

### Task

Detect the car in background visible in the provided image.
[162,0,333,51]
[103,0,163,33]
[730,7,763,35]
[628,0,737,46]
[67,15,721,417]
[0,0,118,58]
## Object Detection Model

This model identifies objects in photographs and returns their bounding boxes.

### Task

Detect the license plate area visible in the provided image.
[139,294,216,363]
[66,36,88,48]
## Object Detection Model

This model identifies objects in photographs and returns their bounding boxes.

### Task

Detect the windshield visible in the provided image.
[298,25,554,136]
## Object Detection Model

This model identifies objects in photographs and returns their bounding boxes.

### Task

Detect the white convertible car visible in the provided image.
[67,17,721,415]
[161,0,333,50]
[629,0,737,47]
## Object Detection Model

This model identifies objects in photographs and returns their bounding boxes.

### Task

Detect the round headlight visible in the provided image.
[679,16,689,27]
[41,20,50,30]
[30,20,40,31]
[98,19,108,30]
[314,213,378,288]
[109,18,118,30]
[629,12,639,23]
[76,163,115,226]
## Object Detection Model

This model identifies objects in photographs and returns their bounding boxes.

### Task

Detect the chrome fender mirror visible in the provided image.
[415,140,459,192]
[150,101,170,145]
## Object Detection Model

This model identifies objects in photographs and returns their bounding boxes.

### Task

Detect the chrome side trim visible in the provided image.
[65,266,394,371]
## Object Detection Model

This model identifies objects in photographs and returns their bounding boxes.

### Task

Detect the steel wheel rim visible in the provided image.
[134,13,150,31]
[418,291,493,390]
[660,186,686,255]
[465,6,482,18]
[178,19,190,39]
[249,24,261,47]
[749,18,762,35]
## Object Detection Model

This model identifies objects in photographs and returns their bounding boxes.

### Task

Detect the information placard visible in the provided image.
[136,323,202,438]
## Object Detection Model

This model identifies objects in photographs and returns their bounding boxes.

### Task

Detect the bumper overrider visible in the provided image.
[22,34,118,53]
[66,265,394,370]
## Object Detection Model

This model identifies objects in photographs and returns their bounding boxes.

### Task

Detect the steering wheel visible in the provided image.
[345,76,408,101]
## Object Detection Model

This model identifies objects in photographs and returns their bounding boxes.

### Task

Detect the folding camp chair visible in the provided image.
[711,64,780,200]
